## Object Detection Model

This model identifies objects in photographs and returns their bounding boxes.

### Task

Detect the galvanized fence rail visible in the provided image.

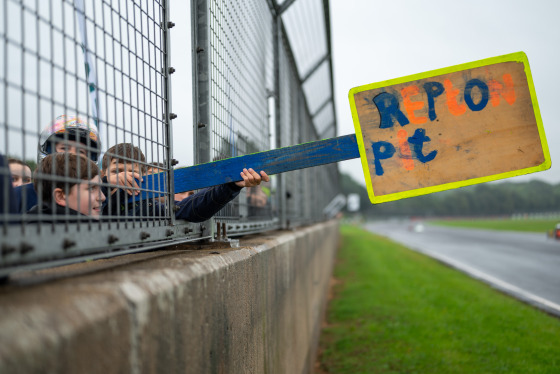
[0,0,339,276]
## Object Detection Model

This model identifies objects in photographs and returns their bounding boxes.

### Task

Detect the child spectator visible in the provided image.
[101,143,145,198]
[147,161,194,200]
[12,115,101,214]
[148,162,194,202]
[7,158,32,187]
[147,162,166,175]
[28,153,106,220]
[101,143,269,222]
[37,115,101,163]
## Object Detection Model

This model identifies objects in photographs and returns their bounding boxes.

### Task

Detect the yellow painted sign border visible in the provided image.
[348,52,551,204]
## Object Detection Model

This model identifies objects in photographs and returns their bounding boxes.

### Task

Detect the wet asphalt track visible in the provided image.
[364,220,560,317]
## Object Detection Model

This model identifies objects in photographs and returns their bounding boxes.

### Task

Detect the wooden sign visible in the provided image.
[133,52,550,206]
[349,52,550,204]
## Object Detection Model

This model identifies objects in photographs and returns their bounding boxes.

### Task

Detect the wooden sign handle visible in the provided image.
[132,134,360,201]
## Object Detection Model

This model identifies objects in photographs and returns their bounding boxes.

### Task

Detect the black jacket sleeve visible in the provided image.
[174,183,242,222]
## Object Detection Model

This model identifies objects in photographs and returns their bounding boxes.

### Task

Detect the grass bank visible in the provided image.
[430,218,558,233]
[317,225,560,374]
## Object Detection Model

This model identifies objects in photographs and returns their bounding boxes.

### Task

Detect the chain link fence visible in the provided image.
[0,0,339,276]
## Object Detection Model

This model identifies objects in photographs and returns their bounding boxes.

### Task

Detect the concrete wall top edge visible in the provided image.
[0,220,340,374]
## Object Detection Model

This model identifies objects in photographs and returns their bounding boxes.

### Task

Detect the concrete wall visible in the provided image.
[0,220,339,374]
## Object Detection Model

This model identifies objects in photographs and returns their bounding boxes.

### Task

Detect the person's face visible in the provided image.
[9,163,32,187]
[65,176,106,219]
[147,167,163,175]
[106,159,143,179]
[55,140,88,158]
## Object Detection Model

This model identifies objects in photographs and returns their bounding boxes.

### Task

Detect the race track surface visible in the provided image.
[364,220,560,317]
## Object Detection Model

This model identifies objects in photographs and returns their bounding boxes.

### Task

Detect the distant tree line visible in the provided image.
[340,173,560,218]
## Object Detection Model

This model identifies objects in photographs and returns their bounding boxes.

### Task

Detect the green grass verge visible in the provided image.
[317,225,560,374]
[430,219,558,233]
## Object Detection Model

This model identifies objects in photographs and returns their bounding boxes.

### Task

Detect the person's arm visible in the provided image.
[174,183,242,222]
[174,168,269,222]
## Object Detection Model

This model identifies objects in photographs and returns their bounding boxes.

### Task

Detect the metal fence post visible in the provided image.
[163,0,176,226]
[191,0,214,239]
[273,13,287,229]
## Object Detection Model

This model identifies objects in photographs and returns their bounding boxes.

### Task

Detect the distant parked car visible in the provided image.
[549,223,560,240]
[408,222,425,233]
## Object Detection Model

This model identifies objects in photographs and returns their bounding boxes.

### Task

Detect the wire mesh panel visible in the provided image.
[278,35,301,226]
[193,0,277,236]
[281,0,335,140]
[0,0,204,276]
[192,0,340,233]
[1,0,340,276]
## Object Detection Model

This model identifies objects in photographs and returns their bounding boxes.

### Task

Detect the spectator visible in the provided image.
[101,143,269,222]
[13,115,101,214]
[7,158,32,187]
[147,161,195,201]
[247,181,272,218]
[37,115,101,163]
[28,153,106,220]
[147,162,166,175]
[101,142,146,198]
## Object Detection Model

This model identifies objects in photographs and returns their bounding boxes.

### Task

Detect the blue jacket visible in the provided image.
[1,154,18,215]
[13,183,38,214]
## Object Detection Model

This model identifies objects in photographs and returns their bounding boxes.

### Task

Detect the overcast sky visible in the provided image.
[331,0,560,185]
[168,0,559,186]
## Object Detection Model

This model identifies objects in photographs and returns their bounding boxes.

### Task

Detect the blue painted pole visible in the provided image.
[133,134,360,201]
